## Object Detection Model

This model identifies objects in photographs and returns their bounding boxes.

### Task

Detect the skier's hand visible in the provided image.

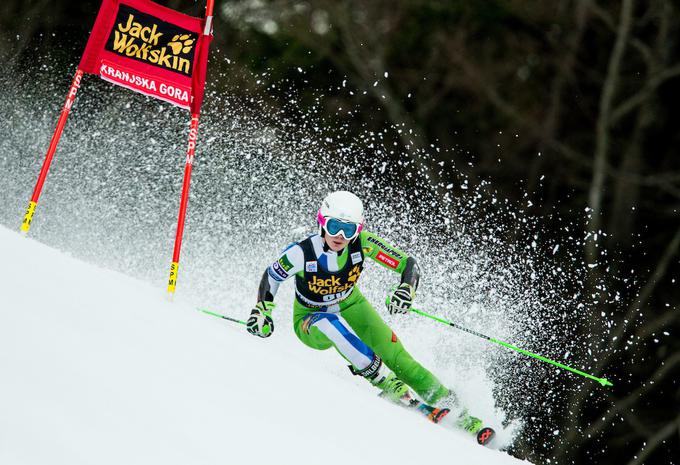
[247,301,275,338]
[386,283,415,315]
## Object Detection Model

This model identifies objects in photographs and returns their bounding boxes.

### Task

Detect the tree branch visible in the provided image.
[585,0,634,266]
[587,0,653,66]
[554,223,680,460]
[332,3,447,194]
[627,413,680,465]
[607,224,680,351]
[611,63,680,124]
[635,309,678,340]
[584,353,680,439]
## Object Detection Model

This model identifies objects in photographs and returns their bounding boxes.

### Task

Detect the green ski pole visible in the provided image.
[198,308,247,326]
[408,305,613,387]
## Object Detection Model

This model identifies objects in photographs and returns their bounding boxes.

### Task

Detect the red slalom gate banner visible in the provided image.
[79,0,212,111]
[20,0,215,296]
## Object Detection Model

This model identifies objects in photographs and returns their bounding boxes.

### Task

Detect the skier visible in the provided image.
[246,190,488,439]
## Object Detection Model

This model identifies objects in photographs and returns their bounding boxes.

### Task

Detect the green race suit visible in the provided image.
[258,231,449,404]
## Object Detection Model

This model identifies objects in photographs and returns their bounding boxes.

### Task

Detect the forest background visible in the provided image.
[1,1,678,464]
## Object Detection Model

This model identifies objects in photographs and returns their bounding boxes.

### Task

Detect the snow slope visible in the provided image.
[0,226,527,465]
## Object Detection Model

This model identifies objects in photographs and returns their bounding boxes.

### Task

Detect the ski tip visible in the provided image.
[476,427,495,446]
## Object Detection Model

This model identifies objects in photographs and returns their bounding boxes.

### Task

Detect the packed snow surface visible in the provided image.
[1,60,611,464]
[0,226,527,465]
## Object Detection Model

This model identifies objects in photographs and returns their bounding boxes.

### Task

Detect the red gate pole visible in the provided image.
[167,0,215,296]
[167,115,200,296]
[21,69,84,235]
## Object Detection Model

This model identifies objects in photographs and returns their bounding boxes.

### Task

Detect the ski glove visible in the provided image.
[387,283,415,315]
[247,301,275,338]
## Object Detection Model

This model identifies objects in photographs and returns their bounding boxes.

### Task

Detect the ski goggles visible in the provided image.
[317,212,363,240]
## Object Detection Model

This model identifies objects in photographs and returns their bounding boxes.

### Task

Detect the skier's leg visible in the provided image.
[293,299,376,367]
[340,288,449,404]
[296,311,375,369]
[339,290,486,434]
[293,301,409,402]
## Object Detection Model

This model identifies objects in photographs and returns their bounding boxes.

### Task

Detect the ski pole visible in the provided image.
[198,308,247,326]
[408,306,613,387]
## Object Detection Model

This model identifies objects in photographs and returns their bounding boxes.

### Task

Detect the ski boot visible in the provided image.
[457,410,483,434]
[452,408,495,445]
[352,355,411,404]
[437,392,495,445]
[375,376,452,424]
[458,410,496,445]
[371,368,410,404]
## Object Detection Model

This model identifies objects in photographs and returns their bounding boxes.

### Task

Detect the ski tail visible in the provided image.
[415,402,451,424]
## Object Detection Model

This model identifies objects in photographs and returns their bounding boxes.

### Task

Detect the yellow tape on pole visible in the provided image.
[20,201,37,235]
[167,261,179,294]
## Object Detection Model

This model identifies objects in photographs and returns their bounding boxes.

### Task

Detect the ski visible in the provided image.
[380,390,496,446]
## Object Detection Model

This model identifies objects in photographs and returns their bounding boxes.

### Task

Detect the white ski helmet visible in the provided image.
[317,191,365,237]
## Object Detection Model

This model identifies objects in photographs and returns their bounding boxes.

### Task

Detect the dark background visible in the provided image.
[2,1,679,463]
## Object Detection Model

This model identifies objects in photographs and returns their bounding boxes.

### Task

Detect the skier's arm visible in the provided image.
[248,244,304,338]
[256,244,305,303]
[257,271,277,302]
[400,256,420,290]
[360,231,414,278]
[360,231,420,314]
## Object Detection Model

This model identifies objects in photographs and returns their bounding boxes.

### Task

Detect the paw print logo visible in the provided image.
[168,34,195,55]
[348,265,362,284]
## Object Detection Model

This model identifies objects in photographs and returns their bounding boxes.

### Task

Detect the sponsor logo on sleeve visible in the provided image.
[305,261,318,272]
[350,251,363,264]
[376,251,399,269]
[366,236,404,260]
[270,261,289,281]
[279,255,294,272]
